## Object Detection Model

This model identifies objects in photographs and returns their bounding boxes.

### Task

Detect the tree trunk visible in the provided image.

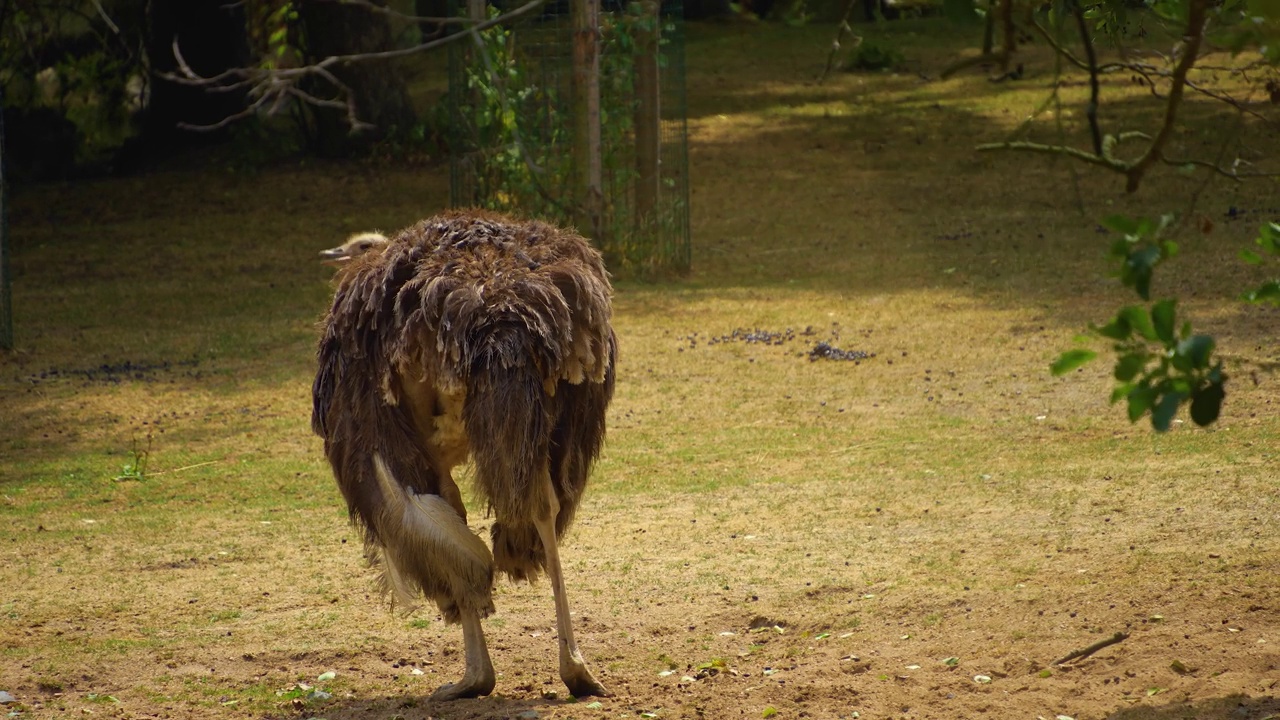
[138,0,249,151]
[632,0,661,235]
[571,0,603,240]
[298,0,417,157]
[998,0,1014,71]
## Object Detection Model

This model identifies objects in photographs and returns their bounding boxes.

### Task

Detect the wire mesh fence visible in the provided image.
[1,91,11,350]
[446,0,689,276]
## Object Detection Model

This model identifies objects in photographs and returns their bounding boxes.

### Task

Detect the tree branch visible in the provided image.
[1070,0,1103,155]
[1123,0,1210,192]
[818,0,862,86]
[976,139,1131,171]
[161,0,550,132]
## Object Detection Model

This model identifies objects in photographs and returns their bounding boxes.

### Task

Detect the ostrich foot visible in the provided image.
[562,660,611,698]
[430,672,496,701]
[431,607,495,701]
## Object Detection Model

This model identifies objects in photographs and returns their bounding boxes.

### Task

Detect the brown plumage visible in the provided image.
[312,210,616,700]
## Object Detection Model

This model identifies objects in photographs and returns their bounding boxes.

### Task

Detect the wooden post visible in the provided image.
[571,0,603,240]
[633,0,661,235]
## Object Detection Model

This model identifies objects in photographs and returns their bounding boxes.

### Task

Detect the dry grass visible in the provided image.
[3,17,1280,720]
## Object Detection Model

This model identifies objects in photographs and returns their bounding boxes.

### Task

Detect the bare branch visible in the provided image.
[1122,0,1210,191]
[1161,153,1280,181]
[1069,0,1103,155]
[1029,16,1131,74]
[818,0,863,86]
[89,0,120,34]
[976,139,1131,171]
[307,0,522,26]
[161,0,549,132]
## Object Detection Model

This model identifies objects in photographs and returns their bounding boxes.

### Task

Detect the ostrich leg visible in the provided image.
[533,474,611,698]
[430,607,496,700]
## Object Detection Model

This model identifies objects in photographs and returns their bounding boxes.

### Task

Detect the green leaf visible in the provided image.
[1136,216,1158,237]
[1127,385,1156,422]
[1177,335,1215,369]
[1114,353,1147,382]
[763,707,779,718]
[1150,391,1184,432]
[1120,305,1158,342]
[1244,281,1280,304]
[1150,300,1177,344]
[1102,214,1141,235]
[1258,222,1280,254]
[1095,317,1131,341]
[1127,246,1163,300]
[1240,249,1264,265]
[1052,349,1098,376]
[1190,380,1225,426]
[1111,382,1135,404]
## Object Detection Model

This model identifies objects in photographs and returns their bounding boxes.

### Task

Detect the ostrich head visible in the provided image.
[320,232,390,267]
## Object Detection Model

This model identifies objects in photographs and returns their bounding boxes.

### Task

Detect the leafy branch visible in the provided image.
[1052,214,1226,431]
[1240,221,1280,303]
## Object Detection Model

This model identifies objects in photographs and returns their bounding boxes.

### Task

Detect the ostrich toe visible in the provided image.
[562,664,610,699]
[430,671,496,701]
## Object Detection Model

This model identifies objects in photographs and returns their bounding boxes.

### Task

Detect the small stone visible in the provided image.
[517,711,540,720]
[0,691,16,704]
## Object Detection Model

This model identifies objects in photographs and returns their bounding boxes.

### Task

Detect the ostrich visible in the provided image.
[311,210,616,701]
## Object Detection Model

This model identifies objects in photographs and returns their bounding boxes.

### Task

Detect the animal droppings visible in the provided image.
[681,325,876,364]
[809,341,872,362]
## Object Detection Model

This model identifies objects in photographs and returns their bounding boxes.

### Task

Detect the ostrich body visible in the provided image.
[312,210,616,700]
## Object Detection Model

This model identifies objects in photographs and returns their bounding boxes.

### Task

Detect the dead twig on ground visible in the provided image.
[1053,631,1129,666]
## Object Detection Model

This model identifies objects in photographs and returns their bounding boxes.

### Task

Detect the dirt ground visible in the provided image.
[7,475,1280,720]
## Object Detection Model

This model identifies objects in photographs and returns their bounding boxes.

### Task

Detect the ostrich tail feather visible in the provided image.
[371,454,494,619]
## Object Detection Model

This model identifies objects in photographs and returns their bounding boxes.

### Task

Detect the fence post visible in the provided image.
[571,0,603,240]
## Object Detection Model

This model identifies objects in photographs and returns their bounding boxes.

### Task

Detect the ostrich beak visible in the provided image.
[321,233,389,267]
[319,246,354,266]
